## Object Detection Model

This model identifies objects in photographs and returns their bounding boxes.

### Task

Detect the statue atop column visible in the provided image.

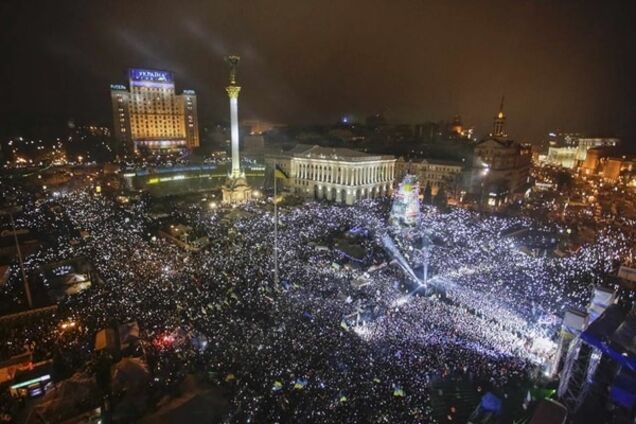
[225,55,240,85]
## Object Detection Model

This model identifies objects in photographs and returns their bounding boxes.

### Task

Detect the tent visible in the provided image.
[112,357,150,393]
[581,305,636,372]
[609,368,636,409]
[118,321,140,349]
[140,377,228,424]
[94,328,118,353]
[529,399,567,424]
[33,372,98,423]
[479,392,502,415]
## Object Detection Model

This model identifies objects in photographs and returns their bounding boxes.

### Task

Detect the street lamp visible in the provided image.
[0,206,32,308]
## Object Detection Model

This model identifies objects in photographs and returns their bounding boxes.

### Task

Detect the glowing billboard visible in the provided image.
[129,68,174,88]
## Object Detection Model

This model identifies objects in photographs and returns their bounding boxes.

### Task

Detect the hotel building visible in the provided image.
[110,68,199,153]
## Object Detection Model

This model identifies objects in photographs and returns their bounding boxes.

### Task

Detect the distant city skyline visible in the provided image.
[1,0,635,144]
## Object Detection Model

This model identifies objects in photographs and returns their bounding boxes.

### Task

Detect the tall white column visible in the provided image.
[226,85,241,178]
[230,97,239,176]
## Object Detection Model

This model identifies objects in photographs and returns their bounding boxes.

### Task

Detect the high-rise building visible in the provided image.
[110,68,199,153]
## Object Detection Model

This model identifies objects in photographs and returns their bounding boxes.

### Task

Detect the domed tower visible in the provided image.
[491,96,506,138]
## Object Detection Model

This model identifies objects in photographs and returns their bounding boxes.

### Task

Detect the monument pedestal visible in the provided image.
[221,176,252,204]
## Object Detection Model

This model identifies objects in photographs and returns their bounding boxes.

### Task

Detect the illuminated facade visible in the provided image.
[546,137,619,170]
[110,68,199,153]
[268,145,395,205]
[546,146,579,169]
[396,158,463,195]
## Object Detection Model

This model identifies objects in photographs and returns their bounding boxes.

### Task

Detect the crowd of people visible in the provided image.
[0,185,632,422]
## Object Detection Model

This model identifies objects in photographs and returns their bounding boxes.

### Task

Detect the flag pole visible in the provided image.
[274,171,279,284]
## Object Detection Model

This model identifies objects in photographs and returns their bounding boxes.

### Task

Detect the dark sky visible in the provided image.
[1,0,635,143]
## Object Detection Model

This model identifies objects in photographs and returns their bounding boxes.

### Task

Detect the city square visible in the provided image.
[1,1,636,423]
[0,179,633,422]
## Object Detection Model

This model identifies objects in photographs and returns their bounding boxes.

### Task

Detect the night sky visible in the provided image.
[2,0,635,143]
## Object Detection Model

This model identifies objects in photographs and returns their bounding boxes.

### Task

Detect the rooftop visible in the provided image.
[291,145,394,162]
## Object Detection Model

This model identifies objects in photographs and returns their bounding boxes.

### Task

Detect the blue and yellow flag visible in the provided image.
[274,165,289,180]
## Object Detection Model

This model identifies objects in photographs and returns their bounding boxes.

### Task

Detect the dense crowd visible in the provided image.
[0,186,631,422]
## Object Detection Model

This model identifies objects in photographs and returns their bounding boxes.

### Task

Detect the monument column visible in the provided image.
[221,55,252,204]
[225,55,242,179]
[226,85,241,178]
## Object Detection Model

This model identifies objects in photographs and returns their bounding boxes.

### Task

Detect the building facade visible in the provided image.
[395,158,463,196]
[546,146,579,169]
[544,136,619,169]
[581,146,635,183]
[110,68,199,153]
[577,137,619,159]
[267,145,395,205]
[469,100,532,208]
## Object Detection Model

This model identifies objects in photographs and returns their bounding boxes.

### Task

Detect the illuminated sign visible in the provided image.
[11,375,51,390]
[110,84,127,90]
[183,90,196,95]
[129,68,173,83]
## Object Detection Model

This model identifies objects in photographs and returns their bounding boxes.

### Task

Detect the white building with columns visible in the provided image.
[267,145,396,205]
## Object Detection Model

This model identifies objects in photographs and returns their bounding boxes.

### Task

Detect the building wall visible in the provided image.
[577,138,619,161]
[110,69,199,152]
[395,159,463,195]
[581,148,607,174]
[290,158,395,205]
[110,88,131,144]
[179,92,199,149]
[602,159,623,182]
[546,146,578,169]
[471,138,532,207]
[129,80,183,142]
